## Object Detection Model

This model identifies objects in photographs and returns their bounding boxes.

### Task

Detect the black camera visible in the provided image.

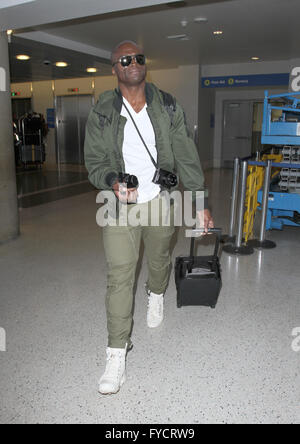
[118,173,139,189]
[152,168,178,189]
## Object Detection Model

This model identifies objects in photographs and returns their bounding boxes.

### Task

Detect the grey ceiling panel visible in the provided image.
[7,0,300,83]
[0,0,183,30]
[9,36,112,83]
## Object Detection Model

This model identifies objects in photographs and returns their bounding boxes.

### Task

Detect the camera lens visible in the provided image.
[129,175,139,188]
[119,173,139,189]
[167,173,178,187]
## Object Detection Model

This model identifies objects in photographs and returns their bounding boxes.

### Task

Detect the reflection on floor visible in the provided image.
[0,168,299,424]
[16,166,95,208]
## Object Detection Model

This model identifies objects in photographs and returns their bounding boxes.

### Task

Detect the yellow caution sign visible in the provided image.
[244,165,264,243]
[243,154,283,242]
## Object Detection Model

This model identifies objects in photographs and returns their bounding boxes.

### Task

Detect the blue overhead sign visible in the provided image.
[202,73,290,88]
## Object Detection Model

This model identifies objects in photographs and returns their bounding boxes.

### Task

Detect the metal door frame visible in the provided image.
[54,94,95,168]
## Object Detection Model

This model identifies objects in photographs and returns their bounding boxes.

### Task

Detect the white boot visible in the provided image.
[98,346,127,395]
[147,292,164,328]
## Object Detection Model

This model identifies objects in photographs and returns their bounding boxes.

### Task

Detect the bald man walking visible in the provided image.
[85,41,213,395]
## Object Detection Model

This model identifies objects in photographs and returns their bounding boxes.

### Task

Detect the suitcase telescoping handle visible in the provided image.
[186,228,222,261]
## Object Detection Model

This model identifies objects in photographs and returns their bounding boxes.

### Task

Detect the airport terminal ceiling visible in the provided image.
[4,0,300,83]
[9,37,112,83]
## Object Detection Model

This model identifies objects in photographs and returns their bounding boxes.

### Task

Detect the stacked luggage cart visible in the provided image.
[259,91,300,231]
[223,91,300,255]
[14,113,46,169]
[279,147,300,193]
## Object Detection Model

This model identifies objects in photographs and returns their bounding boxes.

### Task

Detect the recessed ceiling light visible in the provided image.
[251,57,260,61]
[55,62,68,68]
[16,54,30,60]
[180,19,188,28]
[7,29,13,42]
[86,68,98,73]
[213,30,223,35]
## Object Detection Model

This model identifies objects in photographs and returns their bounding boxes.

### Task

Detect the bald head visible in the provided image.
[111,40,147,89]
[111,40,144,65]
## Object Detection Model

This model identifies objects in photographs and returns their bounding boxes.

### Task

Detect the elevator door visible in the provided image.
[222,100,253,167]
[56,95,93,165]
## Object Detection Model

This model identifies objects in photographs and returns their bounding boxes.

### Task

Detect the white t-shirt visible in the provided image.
[121,98,161,204]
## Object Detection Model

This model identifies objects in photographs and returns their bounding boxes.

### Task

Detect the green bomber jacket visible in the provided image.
[84,82,208,205]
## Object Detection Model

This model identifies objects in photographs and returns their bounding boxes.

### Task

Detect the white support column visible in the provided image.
[0,32,19,244]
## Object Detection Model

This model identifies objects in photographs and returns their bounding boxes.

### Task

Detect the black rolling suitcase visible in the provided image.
[175,229,222,309]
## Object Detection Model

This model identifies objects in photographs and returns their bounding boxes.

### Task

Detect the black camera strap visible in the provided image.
[122,100,158,169]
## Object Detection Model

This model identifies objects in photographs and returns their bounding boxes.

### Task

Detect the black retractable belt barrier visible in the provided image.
[175,229,222,309]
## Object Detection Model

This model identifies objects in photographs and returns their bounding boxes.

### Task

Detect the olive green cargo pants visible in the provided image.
[102,194,175,349]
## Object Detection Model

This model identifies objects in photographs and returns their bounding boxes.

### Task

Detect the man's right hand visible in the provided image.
[112,181,138,204]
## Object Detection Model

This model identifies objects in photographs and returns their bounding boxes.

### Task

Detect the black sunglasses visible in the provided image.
[113,54,146,68]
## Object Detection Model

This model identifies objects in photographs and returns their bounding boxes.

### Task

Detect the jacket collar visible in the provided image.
[94,83,157,118]
[113,83,155,114]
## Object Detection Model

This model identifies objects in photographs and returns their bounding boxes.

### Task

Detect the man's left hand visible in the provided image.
[197,209,215,234]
